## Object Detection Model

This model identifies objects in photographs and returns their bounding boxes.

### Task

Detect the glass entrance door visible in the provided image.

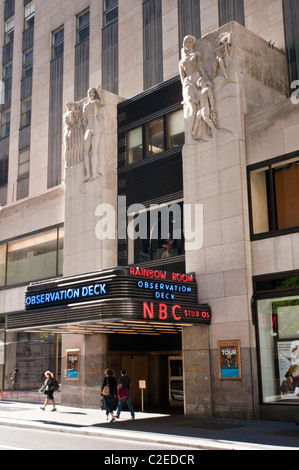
[168,356,183,406]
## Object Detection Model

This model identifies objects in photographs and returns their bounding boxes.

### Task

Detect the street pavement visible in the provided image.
[0,401,298,450]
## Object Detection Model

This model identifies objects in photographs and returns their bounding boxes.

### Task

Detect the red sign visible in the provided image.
[129,267,194,284]
[143,302,211,324]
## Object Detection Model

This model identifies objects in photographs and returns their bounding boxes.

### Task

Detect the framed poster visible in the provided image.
[218,340,242,380]
[66,349,80,380]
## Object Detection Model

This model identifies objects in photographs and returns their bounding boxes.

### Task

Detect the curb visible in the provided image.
[0,417,294,451]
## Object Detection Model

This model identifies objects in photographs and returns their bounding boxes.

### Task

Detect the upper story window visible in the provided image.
[24,1,35,30]
[76,9,90,44]
[0,110,10,139]
[248,153,299,238]
[3,62,13,90]
[103,0,118,26]
[4,17,14,44]
[22,48,33,77]
[52,26,64,59]
[127,109,184,165]
[0,157,8,188]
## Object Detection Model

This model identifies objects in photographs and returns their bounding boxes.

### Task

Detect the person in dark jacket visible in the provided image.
[39,371,57,412]
[101,368,117,422]
[115,369,135,420]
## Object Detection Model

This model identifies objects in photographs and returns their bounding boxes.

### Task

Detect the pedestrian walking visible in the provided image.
[115,369,135,420]
[101,368,117,422]
[39,371,57,412]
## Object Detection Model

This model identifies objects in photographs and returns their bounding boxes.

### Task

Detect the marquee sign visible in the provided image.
[24,267,211,327]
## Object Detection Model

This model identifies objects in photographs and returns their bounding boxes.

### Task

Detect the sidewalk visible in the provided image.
[0,401,298,450]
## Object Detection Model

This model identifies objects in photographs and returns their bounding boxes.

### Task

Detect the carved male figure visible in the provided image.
[82,87,105,181]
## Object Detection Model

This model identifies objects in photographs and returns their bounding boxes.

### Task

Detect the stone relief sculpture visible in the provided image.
[213,32,232,80]
[64,85,105,182]
[64,101,84,167]
[179,35,214,143]
[179,31,233,144]
[192,77,218,141]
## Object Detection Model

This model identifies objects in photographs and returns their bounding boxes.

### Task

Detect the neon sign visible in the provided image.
[129,267,194,284]
[25,283,107,309]
[143,302,211,324]
[137,279,192,301]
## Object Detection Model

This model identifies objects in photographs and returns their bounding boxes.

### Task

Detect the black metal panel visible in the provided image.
[143,0,163,89]
[178,0,201,46]
[48,55,64,188]
[74,40,89,101]
[218,0,245,26]
[102,21,118,94]
[125,152,183,206]
[283,0,299,86]
[118,76,182,131]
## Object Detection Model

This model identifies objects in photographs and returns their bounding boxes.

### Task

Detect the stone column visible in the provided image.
[181,22,288,419]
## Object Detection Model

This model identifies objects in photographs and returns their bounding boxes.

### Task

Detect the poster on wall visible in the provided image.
[66,349,80,380]
[278,341,299,399]
[218,340,242,380]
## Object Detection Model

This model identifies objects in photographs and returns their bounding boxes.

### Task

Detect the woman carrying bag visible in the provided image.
[101,368,117,422]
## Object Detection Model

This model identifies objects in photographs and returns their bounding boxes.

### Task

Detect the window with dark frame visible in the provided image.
[76,9,90,44]
[127,109,184,165]
[248,153,299,238]
[24,1,35,30]
[52,27,64,60]
[103,0,118,26]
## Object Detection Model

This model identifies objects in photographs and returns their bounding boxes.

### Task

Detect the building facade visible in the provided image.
[0,0,299,422]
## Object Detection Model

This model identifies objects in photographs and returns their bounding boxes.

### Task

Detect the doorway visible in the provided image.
[107,332,183,412]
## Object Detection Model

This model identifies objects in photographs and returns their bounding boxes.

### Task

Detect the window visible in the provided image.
[4,17,14,44]
[1,110,10,138]
[128,127,143,164]
[52,27,64,59]
[127,109,184,164]
[23,48,33,77]
[146,118,164,156]
[103,0,118,26]
[218,0,245,26]
[24,2,35,30]
[0,226,64,287]
[128,201,185,264]
[0,157,8,187]
[169,109,185,148]
[76,9,90,44]
[256,294,299,405]
[0,244,6,288]
[3,62,13,91]
[20,98,31,128]
[18,148,30,179]
[248,154,299,237]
